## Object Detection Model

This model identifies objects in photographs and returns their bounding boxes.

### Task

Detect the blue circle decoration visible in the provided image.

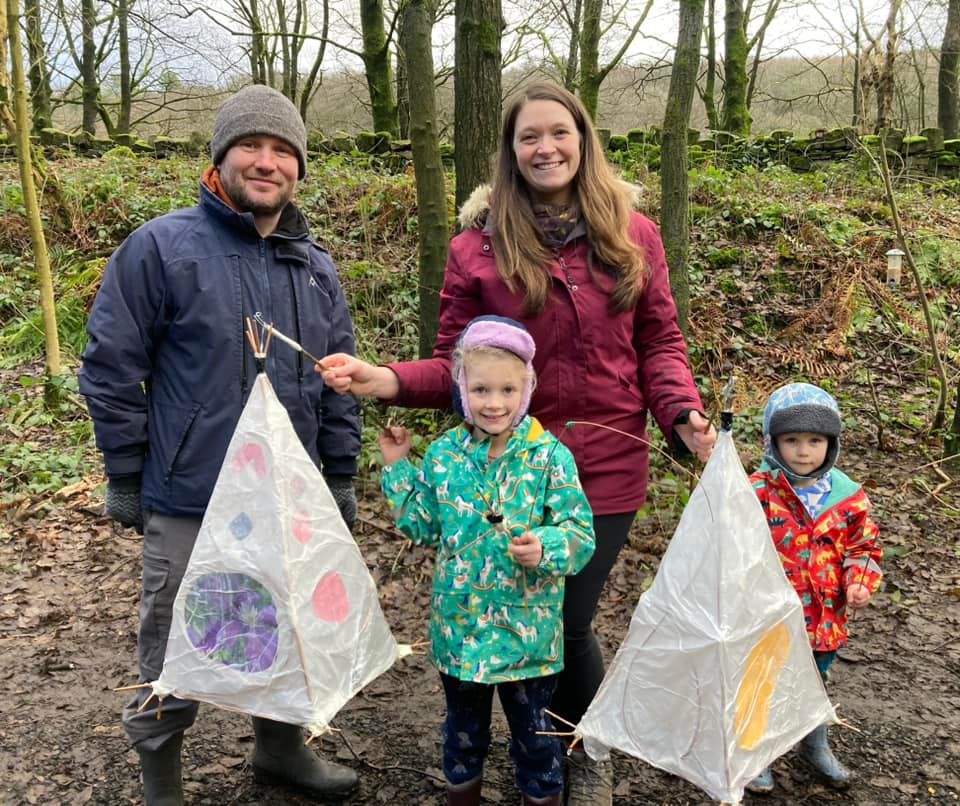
[229,512,253,540]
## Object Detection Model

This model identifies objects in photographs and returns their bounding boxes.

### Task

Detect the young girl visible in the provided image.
[748,382,882,794]
[379,316,596,806]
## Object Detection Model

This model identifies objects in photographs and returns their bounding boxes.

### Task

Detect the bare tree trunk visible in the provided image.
[81,0,97,134]
[117,0,130,133]
[360,0,398,135]
[0,0,8,120]
[852,17,863,130]
[298,0,329,119]
[2,0,62,403]
[396,35,409,138]
[400,0,449,358]
[578,0,601,118]
[745,0,780,109]
[454,0,501,214]
[946,377,960,470]
[662,0,705,336]
[940,0,960,138]
[720,0,750,135]
[248,0,267,84]
[23,0,49,134]
[578,0,654,120]
[909,46,925,129]
[277,0,294,99]
[875,0,901,131]
[563,0,582,90]
[703,0,718,130]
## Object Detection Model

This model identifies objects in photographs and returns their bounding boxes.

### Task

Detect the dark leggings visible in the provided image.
[551,511,636,726]
[815,650,837,681]
[440,673,563,797]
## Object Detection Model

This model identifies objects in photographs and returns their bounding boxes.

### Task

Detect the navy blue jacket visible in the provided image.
[80,184,360,517]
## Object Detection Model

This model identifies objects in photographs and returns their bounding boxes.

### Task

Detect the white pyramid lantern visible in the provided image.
[575,430,836,804]
[152,373,405,737]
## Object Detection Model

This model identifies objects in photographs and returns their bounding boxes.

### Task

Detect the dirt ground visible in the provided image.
[1,433,958,806]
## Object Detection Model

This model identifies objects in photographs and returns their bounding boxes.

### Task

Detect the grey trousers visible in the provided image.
[122,511,202,750]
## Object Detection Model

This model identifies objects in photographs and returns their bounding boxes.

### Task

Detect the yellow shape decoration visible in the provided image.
[734,622,792,749]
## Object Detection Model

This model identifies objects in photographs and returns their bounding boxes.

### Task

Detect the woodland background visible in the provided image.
[1,0,959,803]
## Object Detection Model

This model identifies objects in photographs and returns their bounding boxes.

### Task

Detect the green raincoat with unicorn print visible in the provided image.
[380,416,595,684]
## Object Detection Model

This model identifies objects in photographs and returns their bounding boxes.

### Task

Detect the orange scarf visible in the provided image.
[202,166,239,212]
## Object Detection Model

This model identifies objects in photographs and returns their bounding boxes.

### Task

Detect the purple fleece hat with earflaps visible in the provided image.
[451,316,536,428]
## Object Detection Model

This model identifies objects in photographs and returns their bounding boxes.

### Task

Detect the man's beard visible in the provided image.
[219,169,292,216]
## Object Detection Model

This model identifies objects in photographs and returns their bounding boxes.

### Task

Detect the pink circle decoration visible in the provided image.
[231,442,268,480]
[292,511,313,545]
[311,571,350,623]
[290,474,306,499]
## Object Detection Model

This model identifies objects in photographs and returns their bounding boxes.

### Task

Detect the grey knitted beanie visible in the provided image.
[211,85,307,178]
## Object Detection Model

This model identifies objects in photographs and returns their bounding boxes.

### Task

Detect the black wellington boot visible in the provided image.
[251,717,359,800]
[136,732,184,806]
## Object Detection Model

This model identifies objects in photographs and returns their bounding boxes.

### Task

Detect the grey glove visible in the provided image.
[105,473,143,534]
[325,474,357,532]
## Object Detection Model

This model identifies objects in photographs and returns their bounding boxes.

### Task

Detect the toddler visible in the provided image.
[748,382,882,793]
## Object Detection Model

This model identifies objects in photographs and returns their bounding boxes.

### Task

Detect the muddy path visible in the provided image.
[1,436,958,806]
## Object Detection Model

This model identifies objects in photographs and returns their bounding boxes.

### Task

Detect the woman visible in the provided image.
[320,81,715,805]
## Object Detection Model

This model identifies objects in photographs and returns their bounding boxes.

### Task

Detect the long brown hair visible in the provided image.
[491,82,647,314]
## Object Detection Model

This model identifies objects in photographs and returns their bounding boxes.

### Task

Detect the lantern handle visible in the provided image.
[720,376,737,432]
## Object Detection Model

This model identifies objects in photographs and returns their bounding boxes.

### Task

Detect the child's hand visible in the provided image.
[508,531,543,568]
[846,583,872,609]
[379,426,411,465]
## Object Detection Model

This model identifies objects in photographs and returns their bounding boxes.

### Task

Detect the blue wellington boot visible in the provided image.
[746,767,774,795]
[799,725,851,789]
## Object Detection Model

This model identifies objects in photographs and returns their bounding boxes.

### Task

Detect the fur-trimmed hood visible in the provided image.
[457,184,495,230]
[456,181,645,231]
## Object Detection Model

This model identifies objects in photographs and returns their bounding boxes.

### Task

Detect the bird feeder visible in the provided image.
[886,248,905,286]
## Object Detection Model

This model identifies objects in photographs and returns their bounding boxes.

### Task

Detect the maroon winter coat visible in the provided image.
[388,191,703,515]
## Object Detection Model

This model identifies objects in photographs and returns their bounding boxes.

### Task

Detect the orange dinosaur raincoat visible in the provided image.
[750,466,882,651]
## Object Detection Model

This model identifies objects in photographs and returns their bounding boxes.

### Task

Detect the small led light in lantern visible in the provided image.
[886,248,904,286]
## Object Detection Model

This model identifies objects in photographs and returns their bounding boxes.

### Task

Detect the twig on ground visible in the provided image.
[910,453,960,475]
[388,537,412,574]
[338,729,446,782]
[96,555,136,586]
[930,479,954,497]
[357,514,409,544]
[865,369,885,449]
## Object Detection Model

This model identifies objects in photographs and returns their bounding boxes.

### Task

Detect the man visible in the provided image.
[80,85,361,805]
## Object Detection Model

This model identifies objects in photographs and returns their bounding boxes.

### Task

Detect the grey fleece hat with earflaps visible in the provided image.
[762,382,842,484]
[211,85,308,179]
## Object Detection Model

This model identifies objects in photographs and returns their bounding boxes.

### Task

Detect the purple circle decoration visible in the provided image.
[184,572,279,672]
